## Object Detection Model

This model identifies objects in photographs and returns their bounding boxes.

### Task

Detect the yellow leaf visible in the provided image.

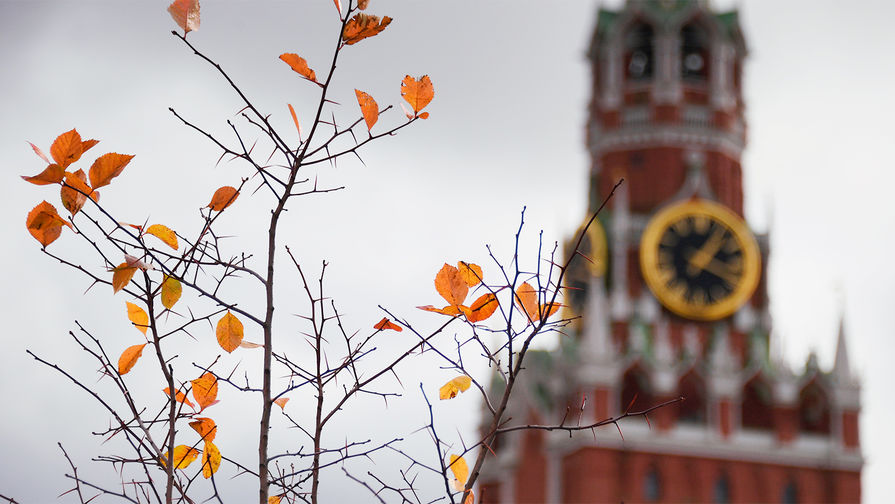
[88,152,134,189]
[434,263,468,307]
[449,454,469,487]
[161,275,182,310]
[191,372,219,411]
[146,224,178,250]
[160,445,200,470]
[201,441,221,479]
[401,75,434,114]
[274,397,289,410]
[216,311,244,353]
[189,417,217,443]
[439,375,472,400]
[126,301,149,335]
[457,261,482,287]
[117,343,147,375]
[269,496,282,504]
[111,263,138,293]
[279,53,317,83]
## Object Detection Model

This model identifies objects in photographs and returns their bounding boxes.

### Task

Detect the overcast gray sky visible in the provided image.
[2,0,894,502]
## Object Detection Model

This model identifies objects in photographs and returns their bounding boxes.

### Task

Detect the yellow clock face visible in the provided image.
[639,199,760,321]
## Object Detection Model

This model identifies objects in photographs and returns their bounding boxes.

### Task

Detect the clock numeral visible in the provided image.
[660,231,680,246]
[723,236,740,253]
[693,215,710,234]
[672,219,691,236]
[727,256,743,274]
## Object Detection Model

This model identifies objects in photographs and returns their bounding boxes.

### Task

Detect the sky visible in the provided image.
[2,0,894,502]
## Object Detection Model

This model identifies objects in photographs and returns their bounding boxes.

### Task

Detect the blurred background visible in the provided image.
[1,0,893,501]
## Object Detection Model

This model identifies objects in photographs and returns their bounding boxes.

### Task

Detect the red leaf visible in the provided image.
[373,317,402,332]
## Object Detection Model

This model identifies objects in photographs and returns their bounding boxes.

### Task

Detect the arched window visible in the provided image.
[677,369,706,424]
[741,375,773,430]
[798,379,830,434]
[680,23,709,80]
[713,472,731,504]
[624,22,654,81]
[781,479,799,504]
[620,364,653,413]
[643,465,661,502]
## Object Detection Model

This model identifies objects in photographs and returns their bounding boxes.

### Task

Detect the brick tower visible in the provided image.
[478,1,862,502]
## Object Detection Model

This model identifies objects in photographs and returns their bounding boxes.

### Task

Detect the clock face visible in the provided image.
[640,200,760,321]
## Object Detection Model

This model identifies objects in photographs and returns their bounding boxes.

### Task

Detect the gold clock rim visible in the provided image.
[639,199,761,321]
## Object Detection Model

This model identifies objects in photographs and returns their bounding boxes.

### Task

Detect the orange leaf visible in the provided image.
[274,397,289,410]
[50,129,85,169]
[449,454,469,488]
[201,441,221,479]
[287,104,303,141]
[239,341,263,349]
[111,263,137,293]
[342,13,392,45]
[463,293,499,323]
[354,89,379,131]
[332,0,341,16]
[216,311,244,353]
[161,275,182,310]
[163,387,195,409]
[357,0,369,9]
[126,301,149,335]
[207,186,239,211]
[189,417,217,443]
[463,490,475,504]
[401,75,434,114]
[279,53,317,83]
[88,152,134,189]
[22,163,64,185]
[434,263,468,307]
[269,496,282,504]
[146,224,178,250]
[514,282,560,323]
[160,445,200,470]
[117,343,147,375]
[191,372,219,411]
[25,201,71,247]
[61,169,95,216]
[457,261,482,287]
[417,305,462,316]
[168,0,200,34]
[28,141,51,164]
[373,317,402,332]
[419,112,430,120]
[439,375,471,400]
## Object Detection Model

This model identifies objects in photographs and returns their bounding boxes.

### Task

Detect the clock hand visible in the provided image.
[702,258,739,286]
[687,227,726,276]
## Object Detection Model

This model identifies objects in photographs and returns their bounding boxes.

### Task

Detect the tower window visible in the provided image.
[620,365,653,413]
[781,479,799,504]
[741,375,774,430]
[643,465,661,502]
[681,23,709,81]
[798,379,831,435]
[713,472,731,504]
[677,370,706,424]
[624,23,654,81]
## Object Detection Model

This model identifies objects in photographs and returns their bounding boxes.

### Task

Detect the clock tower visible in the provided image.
[478,1,863,502]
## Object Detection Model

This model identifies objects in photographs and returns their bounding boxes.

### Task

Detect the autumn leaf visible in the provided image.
[463,490,475,504]
[461,293,499,323]
[274,397,289,410]
[435,263,468,307]
[146,224,178,250]
[357,0,370,9]
[269,496,282,504]
[332,0,342,16]
[287,104,303,141]
[439,375,472,400]
[88,152,134,190]
[457,261,482,287]
[160,445,200,470]
[111,263,137,293]
[22,163,64,185]
[124,254,154,271]
[207,186,239,211]
[239,341,263,349]
[168,0,200,34]
[28,141,51,164]
[191,372,219,411]
[50,129,97,169]
[279,53,317,83]
[117,343,147,375]
[161,275,182,310]
[373,317,402,332]
[216,311,244,353]
[189,417,217,443]
[417,304,462,316]
[163,387,195,409]
[61,169,96,216]
[342,13,392,45]
[401,75,434,115]
[354,89,379,130]
[25,201,71,247]
[449,454,469,489]
[126,301,149,335]
[514,282,560,322]
[201,441,221,479]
